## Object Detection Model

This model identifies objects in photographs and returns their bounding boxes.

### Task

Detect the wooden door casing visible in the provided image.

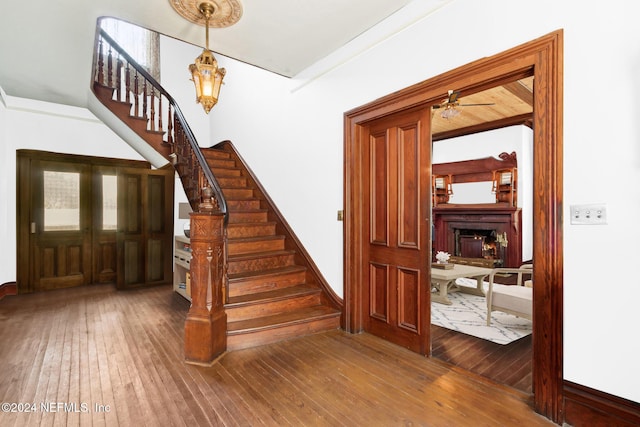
[362,107,431,354]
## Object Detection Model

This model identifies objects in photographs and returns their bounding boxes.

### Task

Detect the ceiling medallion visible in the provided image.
[170,0,243,27]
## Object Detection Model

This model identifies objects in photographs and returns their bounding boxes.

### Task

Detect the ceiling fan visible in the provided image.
[432,90,495,119]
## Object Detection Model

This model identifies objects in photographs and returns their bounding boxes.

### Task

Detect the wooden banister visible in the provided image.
[92,29,227,220]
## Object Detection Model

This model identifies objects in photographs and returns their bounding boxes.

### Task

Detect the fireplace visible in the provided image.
[433,206,522,268]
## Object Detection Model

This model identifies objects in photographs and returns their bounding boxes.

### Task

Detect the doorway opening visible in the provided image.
[344,31,563,422]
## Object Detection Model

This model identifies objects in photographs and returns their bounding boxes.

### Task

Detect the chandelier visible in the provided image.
[171,0,243,113]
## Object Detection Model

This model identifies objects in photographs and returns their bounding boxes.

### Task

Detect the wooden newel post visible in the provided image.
[184,209,227,365]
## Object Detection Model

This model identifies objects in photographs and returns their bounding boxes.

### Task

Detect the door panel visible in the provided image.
[117,167,173,289]
[118,172,145,288]
[31,160,92,292]
[363,107,431,354]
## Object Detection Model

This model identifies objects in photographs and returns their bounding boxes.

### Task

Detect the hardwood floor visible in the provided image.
[431,325,532,394]
[0,284,552,426]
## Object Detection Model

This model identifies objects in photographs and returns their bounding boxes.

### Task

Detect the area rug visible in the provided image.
[431,278,532,345]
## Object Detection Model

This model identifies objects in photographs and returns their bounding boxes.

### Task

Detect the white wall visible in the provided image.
[203,0,640,404]
[0,91,144,286]
[433,126,534,262]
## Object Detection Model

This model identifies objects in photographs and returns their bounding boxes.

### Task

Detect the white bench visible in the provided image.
[486,265,533,326]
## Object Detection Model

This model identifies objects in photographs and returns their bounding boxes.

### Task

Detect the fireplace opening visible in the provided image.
[454,228,505,266]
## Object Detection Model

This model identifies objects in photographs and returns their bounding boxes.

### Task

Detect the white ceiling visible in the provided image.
[0,0,448,108]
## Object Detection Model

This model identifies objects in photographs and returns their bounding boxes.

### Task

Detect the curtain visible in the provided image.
[100,18,161,86]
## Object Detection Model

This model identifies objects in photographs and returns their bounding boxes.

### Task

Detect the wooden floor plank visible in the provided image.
[431,324,532,394]
[0,284,550,427]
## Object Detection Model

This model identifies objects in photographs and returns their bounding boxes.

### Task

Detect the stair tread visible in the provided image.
[226,283,319,306]
[227,305,340,334]
[228,264,306,280]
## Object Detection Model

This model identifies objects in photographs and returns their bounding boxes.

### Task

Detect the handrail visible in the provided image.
[93,28,227,220]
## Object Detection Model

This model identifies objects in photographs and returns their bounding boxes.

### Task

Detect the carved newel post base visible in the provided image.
[184,211,227,365]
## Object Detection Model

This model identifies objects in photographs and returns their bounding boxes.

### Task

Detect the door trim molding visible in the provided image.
[343,30,563,423]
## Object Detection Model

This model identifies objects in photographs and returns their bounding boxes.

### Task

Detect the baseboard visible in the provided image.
[0,282,18,300]
[564,380,640,427]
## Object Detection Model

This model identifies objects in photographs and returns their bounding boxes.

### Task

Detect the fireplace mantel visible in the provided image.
[433,205,522,267]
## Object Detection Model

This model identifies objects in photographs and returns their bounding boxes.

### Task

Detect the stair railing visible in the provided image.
[93,28,227,219]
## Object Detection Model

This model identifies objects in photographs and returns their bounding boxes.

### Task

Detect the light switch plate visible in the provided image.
[570,204,607,225]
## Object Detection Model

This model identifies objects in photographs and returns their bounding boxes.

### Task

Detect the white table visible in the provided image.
[431,264,493,305]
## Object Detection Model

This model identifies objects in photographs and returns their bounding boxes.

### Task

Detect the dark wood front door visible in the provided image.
[362,107,431,354]
[17,150,174,293]
[30,160,93,292]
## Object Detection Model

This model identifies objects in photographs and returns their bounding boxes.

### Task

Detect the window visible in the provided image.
[100,18,161,82]
[43,171,80,231]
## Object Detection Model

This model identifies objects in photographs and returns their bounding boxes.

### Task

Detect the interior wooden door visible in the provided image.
[116,166,173,289]
[362,107,431,354]
[30,160,92,292]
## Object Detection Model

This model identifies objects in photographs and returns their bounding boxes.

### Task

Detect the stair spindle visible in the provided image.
[150,88,156,132]
[107,46,113,88]
[125,62,131,105]
[158,94,163,137]
[133,72,139,117]
[115,58,123,102]
[97,37,105,85]
[142,79,148,123]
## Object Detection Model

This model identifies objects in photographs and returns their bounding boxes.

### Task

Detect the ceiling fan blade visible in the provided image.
[448,90,460,103]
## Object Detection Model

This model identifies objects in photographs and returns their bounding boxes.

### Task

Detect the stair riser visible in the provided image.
[228,269,307,297]
[223,189,254,199]
[228,211,268,223]
[228,239,285,256]
[227,200,262,211]
[218,177,248,188]
[212,168,242,177]
[227,254,296,275]
[202,150,232,160]
[227,223,275,238]
[208,159,236,168]
[226,317,340,351]
[226,293,322,322]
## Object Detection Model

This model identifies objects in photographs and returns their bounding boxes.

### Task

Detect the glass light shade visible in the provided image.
[189,48,226,114]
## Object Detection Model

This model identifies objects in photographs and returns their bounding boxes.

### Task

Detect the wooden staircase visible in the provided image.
[202,147,341,350]
[90,29,342,353]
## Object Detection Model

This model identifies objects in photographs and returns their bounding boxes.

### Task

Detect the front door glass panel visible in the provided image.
[102,175,118,230]
[44,170,80,231]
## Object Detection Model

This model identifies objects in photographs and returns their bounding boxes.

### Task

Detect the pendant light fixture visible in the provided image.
[189,2,226,113]
[171,0,242,113]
